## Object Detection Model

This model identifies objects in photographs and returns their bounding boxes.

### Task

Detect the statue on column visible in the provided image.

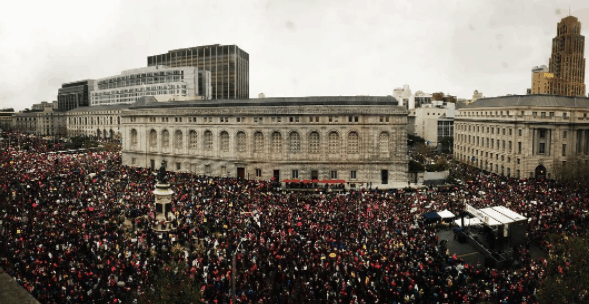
[157,161,169,184]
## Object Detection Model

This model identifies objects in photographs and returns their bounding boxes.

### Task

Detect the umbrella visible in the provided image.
[335,179,346,184]
[282,179,291,183]
[291,179,301,183]
[311,179,319,183]
[319,180,329,183]
[302,180,311,183]
[326,180,338,184]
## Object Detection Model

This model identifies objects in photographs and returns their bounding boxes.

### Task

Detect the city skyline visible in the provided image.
[1,0,589,111]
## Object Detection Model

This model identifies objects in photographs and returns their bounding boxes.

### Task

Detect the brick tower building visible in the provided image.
[548,16,586,96]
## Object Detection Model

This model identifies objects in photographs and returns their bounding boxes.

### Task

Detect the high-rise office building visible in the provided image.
[57,80,95,111]
[548,16,586,96]
[147,44,249,100]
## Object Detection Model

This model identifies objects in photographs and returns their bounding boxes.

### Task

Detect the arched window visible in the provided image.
[271,132,282,153]
[328,132,340,154]
[189,130,197,151]
[175,130,183,150]
[220,131,229,152]
[149,129,157,150]
[347,131,358,154]
[162,130,170,148]
[204,130,213,151]
[289,132,300,153]
[236,132,246,152]
[254,132,264,153]
[379,132,389,153]
[308,131,320,154]
[131,129,138,146]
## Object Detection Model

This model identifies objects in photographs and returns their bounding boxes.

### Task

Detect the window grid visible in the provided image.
[328,132,340,154]
[309,132,320,154]
[254,132,264,153]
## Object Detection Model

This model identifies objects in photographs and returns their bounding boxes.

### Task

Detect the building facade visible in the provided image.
[548,16,586,96]
[66,104,129,139]
[472,90,484,102]
[454,95,589,179]
[13,108,67,136]
[414,91,432,108]
[393,85,414,109]
[58,80,96,111]
[408,101,455,146]
[32,101,58,111]
[90,65,211,106]
[0,110,14,130]
[531,65,554,94]
[121,96,408,188]
[147,44,249,100]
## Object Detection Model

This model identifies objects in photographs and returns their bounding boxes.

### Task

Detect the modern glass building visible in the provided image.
[57,80,95,111]
[147,44,249,100]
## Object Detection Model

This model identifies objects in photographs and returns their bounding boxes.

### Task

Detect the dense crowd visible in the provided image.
[1,132,588,303]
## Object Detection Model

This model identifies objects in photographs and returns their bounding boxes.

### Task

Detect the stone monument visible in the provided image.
[153,161,175,232]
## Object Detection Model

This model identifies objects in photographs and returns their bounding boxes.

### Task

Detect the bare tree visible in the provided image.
[537,234,589,303]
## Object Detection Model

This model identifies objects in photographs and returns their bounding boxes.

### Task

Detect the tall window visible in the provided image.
[162,130,170,148]
[189,130,197,151]
[175,130,183,150]
[289,132,300,153]
[271,132,282,153]
[149,129,157,150]
[204,130,213,151]
[328,132,340,154]
[254,132,264,153]
[379,132,389,153]
[308,131,320,154]
[539,142,546,154]
[348,132,359,154]
[236,132,246,152]
[220,131,229,152]
[131,129,138,146]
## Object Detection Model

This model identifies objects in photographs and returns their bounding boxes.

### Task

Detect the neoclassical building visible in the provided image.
[66,104,130,139]
[454,95,589,179]
[121,96,408,188]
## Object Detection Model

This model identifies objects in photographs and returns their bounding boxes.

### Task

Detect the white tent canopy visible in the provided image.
[437,210,455,219]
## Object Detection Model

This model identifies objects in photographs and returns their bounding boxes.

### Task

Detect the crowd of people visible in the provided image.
[0,132,588,303]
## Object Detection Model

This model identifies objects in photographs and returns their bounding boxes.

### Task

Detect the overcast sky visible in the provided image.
[1,0,588,111]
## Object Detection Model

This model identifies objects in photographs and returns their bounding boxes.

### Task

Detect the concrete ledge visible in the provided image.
[0,269,40,304]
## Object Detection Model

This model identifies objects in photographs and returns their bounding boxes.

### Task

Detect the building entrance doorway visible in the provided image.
[535,165,546,179]
[237,167,245,180]
[381,170,389,184]
[273,170,280,182]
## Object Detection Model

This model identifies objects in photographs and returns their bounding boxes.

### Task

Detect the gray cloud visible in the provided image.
[0,0,588,112]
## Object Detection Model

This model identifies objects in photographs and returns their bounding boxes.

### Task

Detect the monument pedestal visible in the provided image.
[152,182,175,232]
